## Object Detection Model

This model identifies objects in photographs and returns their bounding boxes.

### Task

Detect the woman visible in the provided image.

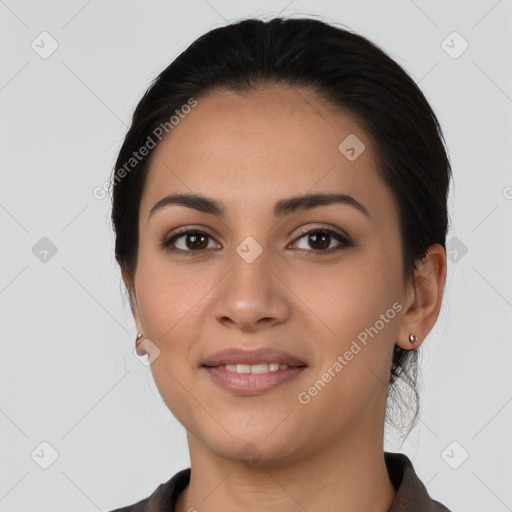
[109,17,452,512]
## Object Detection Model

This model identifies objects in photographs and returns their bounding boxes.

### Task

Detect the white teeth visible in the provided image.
[250,363,269,374]
[221,363,289,373]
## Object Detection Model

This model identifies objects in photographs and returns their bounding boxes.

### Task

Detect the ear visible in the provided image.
[396,243,447,350]
[121,267,143,334]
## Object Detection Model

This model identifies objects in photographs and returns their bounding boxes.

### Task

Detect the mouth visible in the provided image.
[201,347,308,395]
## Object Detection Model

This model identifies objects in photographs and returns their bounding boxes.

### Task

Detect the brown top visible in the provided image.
[108,451,452,512]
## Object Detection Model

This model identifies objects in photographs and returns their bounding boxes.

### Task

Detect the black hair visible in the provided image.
[110,17,451,438]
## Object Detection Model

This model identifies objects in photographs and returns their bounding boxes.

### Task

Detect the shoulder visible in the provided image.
[106,468,191,512]
[385,451,452,511]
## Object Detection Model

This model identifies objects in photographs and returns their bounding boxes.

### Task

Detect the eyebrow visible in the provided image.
[149,192,370,219]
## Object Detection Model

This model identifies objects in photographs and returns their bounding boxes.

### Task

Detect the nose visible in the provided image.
[211,248,291,332]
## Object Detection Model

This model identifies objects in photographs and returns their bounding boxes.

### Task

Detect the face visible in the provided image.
[125,86,411,466]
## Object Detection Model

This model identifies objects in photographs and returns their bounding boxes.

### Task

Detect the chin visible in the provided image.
[199,427,308,469]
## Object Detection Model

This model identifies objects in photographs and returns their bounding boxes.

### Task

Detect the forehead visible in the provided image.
[140,86,391,218]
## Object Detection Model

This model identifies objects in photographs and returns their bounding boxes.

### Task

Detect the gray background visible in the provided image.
[1,0,511,511]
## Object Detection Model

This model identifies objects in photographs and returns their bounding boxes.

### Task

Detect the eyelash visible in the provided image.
[160,225,353,257]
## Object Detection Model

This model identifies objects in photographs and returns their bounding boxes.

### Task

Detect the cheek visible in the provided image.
[292,270,399,428]
[135,265,206,424]
[292,249,401,330]
[137,276,203,349]
[291,251,402,397]
[136,237,203,323]
[134,251,199,353]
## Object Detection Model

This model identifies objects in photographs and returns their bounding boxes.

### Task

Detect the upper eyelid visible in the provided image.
[166,223,347,238]
[294,223,350,239]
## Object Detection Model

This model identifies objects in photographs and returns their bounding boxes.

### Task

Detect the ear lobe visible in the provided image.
[396,243,447,350]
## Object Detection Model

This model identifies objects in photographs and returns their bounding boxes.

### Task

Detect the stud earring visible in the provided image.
[135,333,147,355]
[408,333,418,345]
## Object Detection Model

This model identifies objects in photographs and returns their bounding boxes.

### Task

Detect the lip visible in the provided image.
[201,347,308,396]
[201,347,308,367]
[203,366,307,395]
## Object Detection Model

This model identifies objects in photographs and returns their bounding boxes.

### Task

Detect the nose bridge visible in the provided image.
[212,237,289,328]
[227,240,272,302]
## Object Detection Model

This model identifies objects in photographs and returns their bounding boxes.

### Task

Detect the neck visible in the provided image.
[175,425,396,512]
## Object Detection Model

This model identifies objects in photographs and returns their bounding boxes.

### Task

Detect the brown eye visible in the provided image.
[291,227,352,255]
[183,233,209,250]
[307,232,331,250]
[161,226,352,257]
[161,230,220,255]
